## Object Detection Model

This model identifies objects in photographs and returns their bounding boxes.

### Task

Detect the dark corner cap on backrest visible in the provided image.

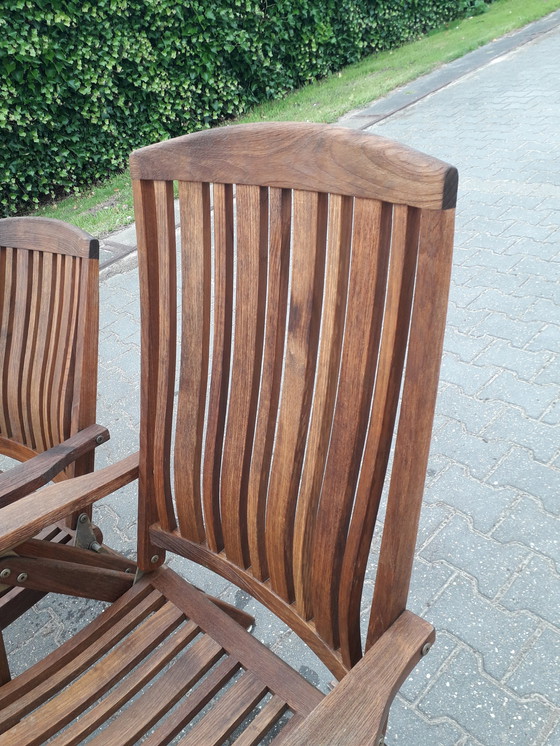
[443,166,459,210]
[0,217,99,260]
[129,123,458,211]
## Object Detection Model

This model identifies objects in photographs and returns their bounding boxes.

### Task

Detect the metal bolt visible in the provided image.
[0,568,11,579]
[16,573,28,583]
[421,642,432,657]
[89,541,102,553]
[78,513,88,523]
[376,736,386,746]
[150,555,159,564]
[96,434,105,445]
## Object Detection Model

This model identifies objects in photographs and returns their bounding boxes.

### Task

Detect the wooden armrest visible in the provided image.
[277,611,435,746]
[0,424,110,510]
[0,452,139,554]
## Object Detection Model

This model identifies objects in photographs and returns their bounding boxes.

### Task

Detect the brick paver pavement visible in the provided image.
[4,12,559,745]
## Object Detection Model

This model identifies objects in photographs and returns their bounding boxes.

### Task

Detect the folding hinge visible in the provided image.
[74,513,104,552]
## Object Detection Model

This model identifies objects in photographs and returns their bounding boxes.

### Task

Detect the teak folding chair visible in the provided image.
[0,217,134,684]
[0,124,457,744]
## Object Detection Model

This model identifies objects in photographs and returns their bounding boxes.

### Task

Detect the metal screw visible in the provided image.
[421,642,432,657]
[96,434,105,445]
[89,541,102,553]
[376,736,387,746]
[150,555,159,564]
[0,568,11,579]
[16,573,28,583]
[78,513,88,523]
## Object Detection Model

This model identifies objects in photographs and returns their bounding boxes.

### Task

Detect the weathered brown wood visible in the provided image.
[0,217,98,258]
[0,555,133,601]
[0,452,139,554]
[0,424,109,509]
[130,123,458,210]
[14,537,136,572]
[0,125,456,744]
[274,611,435,745]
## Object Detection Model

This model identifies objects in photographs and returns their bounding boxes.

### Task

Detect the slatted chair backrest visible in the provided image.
[0,218,99,479]
[130,123,457,679]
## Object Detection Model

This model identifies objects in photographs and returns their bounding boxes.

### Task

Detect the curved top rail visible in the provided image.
[130,122,458,210]
[0,217,99,259]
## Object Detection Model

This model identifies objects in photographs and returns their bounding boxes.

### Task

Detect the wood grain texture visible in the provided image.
[274,611,434,745]
[130,124,457,686]
[0,217,98,259]
[0,452,139,554]
[130,123,458,209]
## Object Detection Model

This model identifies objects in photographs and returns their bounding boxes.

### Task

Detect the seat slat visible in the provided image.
[175,180,211,544]
[265,189,327,602]
[177,671,267,746]
[221,184,267,568]
[48,619,199,746]
[0,582,160,717]
[142,655,241,746]
[0,601,185,743]
[311,198,391,649]
[151,567,323,715]
[246,187,291,581]
[231,695,289,746]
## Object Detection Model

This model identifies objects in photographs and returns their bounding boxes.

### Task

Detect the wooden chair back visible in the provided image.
[0,218,99,479]
[130,123,457,679]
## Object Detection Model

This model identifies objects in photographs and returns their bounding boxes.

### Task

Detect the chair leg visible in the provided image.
[0,631,10,684]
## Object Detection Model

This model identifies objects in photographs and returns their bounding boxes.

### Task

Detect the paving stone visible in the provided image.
[492,497,559,569]
[489,447,559,515]
[408,557,455,611]
[418,647,552,746]
[468,288,537,320]
[436,384,504,434]
[426,576,537,679]
[479,370,558,419]
[427,463,516,533]
[443,328,492,364]
[506,628,560,707]
[474,339,552,382]
[475,311,544,348]
[440,353,497,396]
[526,325,560,354]
[535,355,560,386]
[386,696,463,745]
[482,407,559,464]
[430,420,511,481]
[500,555,560,628]
[542,400,560,426]
[421,515,528,598]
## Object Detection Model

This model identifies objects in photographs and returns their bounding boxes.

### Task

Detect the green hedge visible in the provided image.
[1,0,490,215]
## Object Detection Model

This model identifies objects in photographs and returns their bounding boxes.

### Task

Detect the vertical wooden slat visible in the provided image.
[221,185,268,567]
[19,252,41,451]
[311,199,392,649]
[0,247,15,439]
[30,252,55,454]
[6,249,31,444]
[135,178,177,571]
[70,256,99,479]
[292,194,353,619]
[246,187,291,580]
[174,180,211,543]
[337,205,420,668]
[201,181,234,552]
[49,256,79,445]
[368,208,455,648]
[41,252,64,449]
[265,189,327,602]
